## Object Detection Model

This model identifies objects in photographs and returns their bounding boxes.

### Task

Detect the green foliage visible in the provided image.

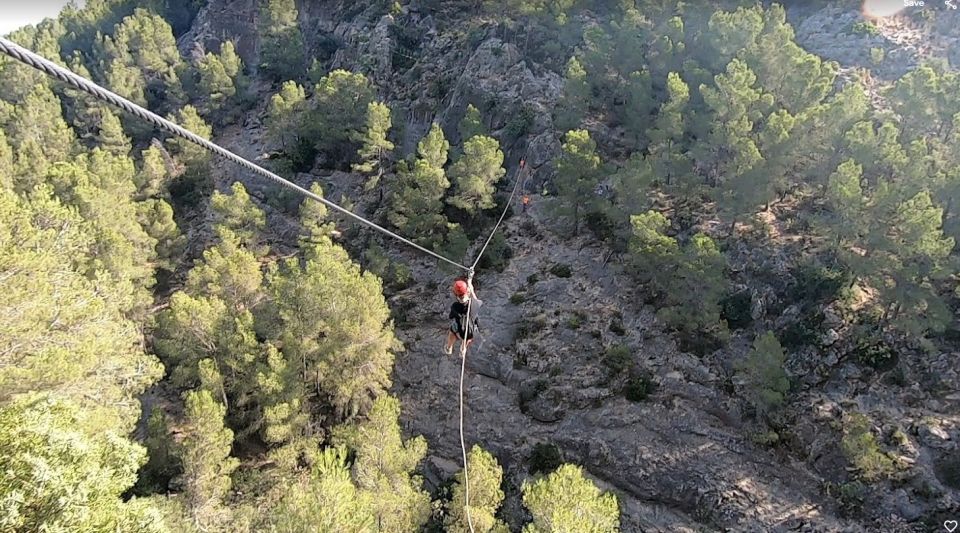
[528,443,563,475]
[0,187,162,430]
[556,56,589,130]
[352,101,395,188]
[476,230,514,272]
[177,389,240,527]
[8,83,76,181]
[268,238,399,418]
[448,135,506,213]
[554,129,601,235]
[266,81,308,150]
[853,338,898,371]
[736,332,789,417]
[97,9,185,112]
[263,447,376,532]
[446,446,508,533]
[167,105,213,203]
[851,21,880,36]
[197,40,246,118]
[602,344,632,374]
[138,409,181,494]
[841,413,897,482]
[549,263,572,278]
[256,343,308,447]
[504,105,535,140]
[389,123,454,248]
[299,182,335,244]
[521,464,620,533]
[459,103,486,142]
[211,181,266,250]
[720,290,753,330]
[309,70,375,162]
[259,0,306,81]
[623,373,656,402]
[333,395,431,533]
[0,397,164,533]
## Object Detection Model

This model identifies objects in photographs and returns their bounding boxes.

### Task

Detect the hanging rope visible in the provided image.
[0,37,471,273]
[459,292,476,533]
[457,164,523,533]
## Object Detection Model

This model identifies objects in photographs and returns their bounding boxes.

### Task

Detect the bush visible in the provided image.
[608,319,626,336]
[527,273,540,285]
[504,105,534,140]
[623,373,655,402]
[477,231,513,272]
[841,413,897,482]
[510,292,527,305]
[721,290,753,330]
[602,345,632,374]
[789,262,850,306]
[851,21,880,35]
[779,311,824,350]
[528,443,563,475]
[853,339,897,371]
[515,314,547,340]
[550,263,572,278]
[584,209,616,242]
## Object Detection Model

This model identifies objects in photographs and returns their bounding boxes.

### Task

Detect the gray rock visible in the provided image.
[917,420,952,448]
[820,329,840,347]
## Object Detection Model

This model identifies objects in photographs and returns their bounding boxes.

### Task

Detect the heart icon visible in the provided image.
[946,520,958,532]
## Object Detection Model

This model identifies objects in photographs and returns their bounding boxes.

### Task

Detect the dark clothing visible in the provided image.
[449,298,482,340]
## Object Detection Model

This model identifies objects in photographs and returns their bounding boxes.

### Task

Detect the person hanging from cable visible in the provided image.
[445,275,482,357]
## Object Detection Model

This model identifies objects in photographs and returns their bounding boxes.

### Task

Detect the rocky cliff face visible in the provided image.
[180,1,960,530]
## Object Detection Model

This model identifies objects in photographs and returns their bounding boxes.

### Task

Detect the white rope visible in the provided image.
[0,37,471,273]
[459,294,475,533]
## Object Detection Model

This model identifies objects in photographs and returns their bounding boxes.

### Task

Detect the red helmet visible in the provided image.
[453,280,469,297]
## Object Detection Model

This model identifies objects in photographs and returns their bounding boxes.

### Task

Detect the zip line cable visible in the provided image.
[0,37,470,273]
[0,36,529,533]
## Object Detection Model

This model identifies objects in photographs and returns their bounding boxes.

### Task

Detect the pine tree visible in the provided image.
[657,233,730,346]
[268,238,399,418]
[448,135,506,214]
[648,72,692,189]
[628,210,680,290]
[197,40,246,117]
[9,83,76,182]
[0,397,165,533]
[135,143,173,200]
[184,233,264,312]
[333,396,431,532]
[736,332,789,417]
[264,447,375,532]
[168,105,213,190]
[554,129,601,235]
[210,182,266,250]
[352,101,395,190]
[97,107,132,156]
[389,123,452,247]
[557,56,589,130]
[177,390,239,527]
[259,0,306,81]
[446,446,509,533]
[0,131,13,190]
[299,182,335,244]
[139,409,181,493]
[266,81,307,150]
[137,198,186,271]
[309,70,375,158]
[521,464,620,533]
[459,103,486,142]
[256,343,308,447]
[0,186,162,431]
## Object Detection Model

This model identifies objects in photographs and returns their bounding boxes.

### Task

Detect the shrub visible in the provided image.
[721,290,753,329]
[510,292,527,305]
[841,413,897,482]
[608,319,626,336]
[528,443,563,475]
[602,345,632,374]
[779,311,824,350]
[504,105,534,140]
[527,273,540,285]
[789,262,850,305]
[851,21,880,36]
[623,373,655,402]
[853,339,897,371]
[550,263,572,278]
[584,209,616,242]
[477,231,513,272]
